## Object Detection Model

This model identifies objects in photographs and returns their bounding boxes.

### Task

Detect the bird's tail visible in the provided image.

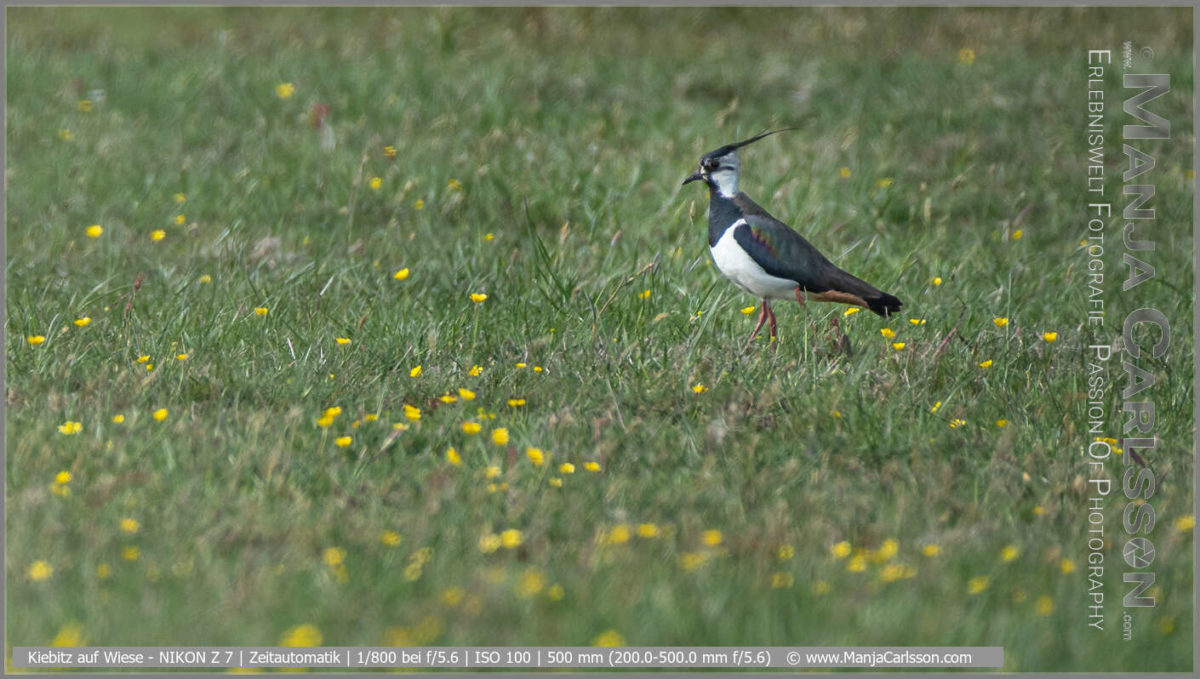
[829,268,902,317]
[866,291,903,317]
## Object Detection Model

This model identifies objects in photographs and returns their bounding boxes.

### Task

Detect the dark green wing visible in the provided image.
[730,197,838,293]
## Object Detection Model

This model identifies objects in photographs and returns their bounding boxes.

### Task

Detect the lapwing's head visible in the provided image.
[682,129,791,198]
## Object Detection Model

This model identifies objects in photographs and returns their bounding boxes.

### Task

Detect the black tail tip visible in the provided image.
[868,293,903,317]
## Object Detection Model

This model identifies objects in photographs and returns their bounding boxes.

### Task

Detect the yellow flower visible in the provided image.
[335,337,351,346]
[831,541,852,559]
[547,584,565,601]
[702,530,722,547]
[637,289,651,300]
[958,48,976,65]
[605,524,632,545]
[280,624,321,647]
[876,177,894,188]
[1033,505,1045,516]
[485,466,501,479]
[151,229,166,242]
[275,82,296,99]
[679,552,709,571]
[174,214,186,225]
[196,274,212,285]
[880,328,895,339]
[1174,515,1194,533]
[839,166,851,179]
[996,419,1009,428]
[137,355,150,363]
[57,129,73,141]
[470,293,488,303]
[909,318,926,325]
[393,267,410,281]
[392,422,410,431]
[492,428,509,446]
[777,545,795,561]
[122,546,140,562]
[692,384,708,393]
[949,418,966,428]
[120,518,141,534]
[447,178,463,191]
[559,463,575,474]
[446,447,462,466]
[846,555,867,572]
[844,307,861,316]
[51,621,86,647]
[478,533,501,554]
[1042,331,1058,343]
[404,405,421,421]
[880,564,917,582]
[892,342,905,350]
[584,461,601,472]
[27,560,54,581]
[316,415,334,428]
[637,523,660,538]
[526,447,545,466]
[369,177,382,191]
[515,362,527,369]
[153,408,168,422]
[322,547,345,568]
[932,276,943,286]
[409,365,422,378]
[384,145,397,160]
[967,576,990,595]
[458,388,476,401]
[96,563,111,579]
[73,317,91,327]
[813,580,831,595]
[1000,545,1020,562]
[993,317,1009,327]
[979,359,993,368]
[1060,558,1076,574]
[1012,229,1024,240]
[174,193,186,204]
[86,224,103,238]
[175,353,189,361]
[591,630,625,647]
[57,421,82,435]
[873,538,899,562]
[771,572,795,589]
[468,365,482,377]
[254,307,268,316]
[483,232,495,242]
[439,393,457,404]
[414,199,425,210]
[462,422,482,434]
[334,436,352,447]
[740,306,755,315]
[500,529,523,548]
[922,544,941,557]
[55,471,72,484]
[27,335,45,345]
[1035,595,1054,617]
[507,398,526,407]
[78,99,93,112]
[381,530,402,547]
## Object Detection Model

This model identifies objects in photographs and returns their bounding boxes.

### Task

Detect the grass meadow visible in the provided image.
[5,7,1195,672]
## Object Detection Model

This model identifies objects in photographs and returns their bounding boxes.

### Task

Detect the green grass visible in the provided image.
[5,6,1194,672]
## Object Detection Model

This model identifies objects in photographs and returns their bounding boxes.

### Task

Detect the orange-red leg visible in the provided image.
[765,300,778,340]
[747,301,769,348]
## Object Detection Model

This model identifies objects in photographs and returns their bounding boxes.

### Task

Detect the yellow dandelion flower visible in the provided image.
[500,529,523,549]
[369,177,382,191]
[1175,516,1194,533]
[1035,595,1054,617]
[892,342,905,350]
[122,546,140,562]
[874,538,899,562]
[151,229,165,242]
[996,419,1009,427]
[932,276,943,286]
[384,145,397,160]
[485,465,501,479]
[606,524,632,545]
[949,418,966,428]
[832,410,843,418]
[526,447,545,465]
[414,199,425,210]
[515,362,527,369]
[363,413,378,422]
[458,388,476,401]
[880,328,896,339]
[1060,558,1076,574]
[254,307,268,316]
[335,436,352,447]
[468,365,483,377]
[979,359,993,368]
[967,576,990,595]
[831,541,852,559]
[96,563,111,579]
[50,623,87,648]
[1043,331,1058,342]
[547,584,565,601]
[846,554,868,572]
[637,523,660,538]
[880,564,917,582]
[771,572,795,588]
[175,353,189,361]
[153,408,168,422]
[173,193,186,204]
[27,335,46,345]
[174,214,186,225]
[922,544,941,557]
[316,415,334,428]
[484,232,495,241]
[1012,229,1024,240]
[492,428,509,446]
[844,307,861,316]
[692,384,708,393]
[28,560,54,581]
[73,317,91,327]
[335,337,351,346]
[58,129,73,141]
[958,48,976,65]
[321,547,345,568]
[507,398,526,407]
[55,471,72,484]
[441,587,464,606]
[86,225,103,238]
[393,267,410,281]
[120,518,141,534]
[559,462,575,474]
[679,552,709,571]
[78,99,93,112]
[1033,505,1045,516]
[876,177,894,188]
[702,529,723,547]
[461,421,481,435]
[909,318,926,325]
[778,545,795,561]
[381,530,402,547]
[549,477,563,487]
[993,317,1009,327]
[1000,545,1020,562]
[447,178,463,191]
[478,533,501,554]
[591,630,625,647]
[446,447,462,466]
[839,166,851,179]
[325,407,343,419]
[57,421,82,435]
[274,83,295,99]
[584,461,601,472]
[740,306,755,315]
[280,624,321,647]
[470,293,488,303]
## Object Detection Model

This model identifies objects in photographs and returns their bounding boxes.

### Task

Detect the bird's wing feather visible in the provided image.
[731,209,838,293]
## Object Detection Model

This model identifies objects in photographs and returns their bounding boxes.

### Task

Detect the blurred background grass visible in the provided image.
[5,6,1194,672]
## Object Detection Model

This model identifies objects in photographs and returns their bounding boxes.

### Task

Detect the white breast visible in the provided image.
[710,221,799,300]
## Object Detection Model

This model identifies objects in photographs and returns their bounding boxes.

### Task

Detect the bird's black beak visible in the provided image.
[681,171,703,186]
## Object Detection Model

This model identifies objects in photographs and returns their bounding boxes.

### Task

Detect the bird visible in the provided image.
[682,130,902,348]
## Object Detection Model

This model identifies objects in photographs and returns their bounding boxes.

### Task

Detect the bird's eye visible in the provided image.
[702,158,719,171]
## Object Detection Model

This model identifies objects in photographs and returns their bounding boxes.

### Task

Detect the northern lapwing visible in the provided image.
[682,130,902,347]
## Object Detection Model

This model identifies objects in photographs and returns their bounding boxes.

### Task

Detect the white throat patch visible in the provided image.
[710,168,739,198]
